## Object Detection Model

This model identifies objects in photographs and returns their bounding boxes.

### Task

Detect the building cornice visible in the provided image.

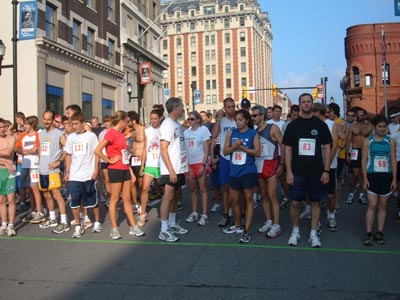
[36,37,126,79]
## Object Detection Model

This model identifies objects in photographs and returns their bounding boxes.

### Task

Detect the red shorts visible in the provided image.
[187,163,209,178]
[258,159,279,179]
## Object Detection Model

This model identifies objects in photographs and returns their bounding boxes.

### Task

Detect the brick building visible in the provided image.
[343,22,400,115]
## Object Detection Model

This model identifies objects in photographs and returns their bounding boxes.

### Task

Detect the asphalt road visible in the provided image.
[1,181,400,300]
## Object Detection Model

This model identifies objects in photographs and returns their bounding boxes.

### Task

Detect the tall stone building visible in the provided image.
[160,0,272,117]
[343,22,400,115]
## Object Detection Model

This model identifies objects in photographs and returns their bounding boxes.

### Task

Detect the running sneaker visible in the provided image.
[346,193,354,204]
[16,202,28,211]
[363,232,374,246]
[22,211,36,223]
[148,193,162,201]
[72,225,84,238]
[133,204,142,215]
[210,203,222,213]
[218,215,231,227]
[129,225,145,237]
[176,202,184,211]
[223,225,244,234]
[198,214,208,226]
[52,223,70,234]
[239,231,251,243]
[7,225,16,237]
[137,213,147,227]
[110,228,122,240]
[266,224,282,238]
[83,220,93,230]
[280,197,289,209]
[375,231,385,245]
[334,205,341,214]
[257,221,272,233]
[288,231,301,246]
[39,219,58,229]
[308,234,321,248]
[92,222,103,233]
[316,221,322,236]
[185,212,199,223]
[327,218,338,232]
[299,207,311,220]
[159,230,179,242]
[0,226,6,235]
[169,224,188,235]
[358,193,368,205]
[30,212,46,224]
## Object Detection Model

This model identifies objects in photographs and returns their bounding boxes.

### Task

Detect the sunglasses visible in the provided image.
[251,114,261,118]
[347,114,355,117]
[188,118,196,121]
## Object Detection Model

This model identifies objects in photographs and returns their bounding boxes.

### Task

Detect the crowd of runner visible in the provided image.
[0,93,399,247]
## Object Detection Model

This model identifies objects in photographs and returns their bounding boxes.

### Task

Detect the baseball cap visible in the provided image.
[240,98,251,108]
[55,114,62,123]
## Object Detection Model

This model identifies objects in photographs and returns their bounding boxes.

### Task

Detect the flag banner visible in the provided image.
[19,1,38,41]
[382,26,386,64]
[140,62,152,85]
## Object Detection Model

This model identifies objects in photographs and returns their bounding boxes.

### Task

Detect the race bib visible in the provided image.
[260,138,269,157]
[232,151,246,165]
[374,156,389,172]
[130,156,141,166]
[121,150,129,165]
[30,169,39,183]
[73,141,87,156]
[298,138,316,156]
[186,137,196,148]
[216,135,221,145]
[40,141,51,156]
[350,149,358,161]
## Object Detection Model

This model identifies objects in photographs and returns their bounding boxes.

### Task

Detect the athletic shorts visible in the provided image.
[187,163,207,178]
[20,168,39,187]
[108,169,131,183]
[367,173,393,196]
[159,173,185,187]
[210,167,221,188]
[39,173,62,191]
[69,180,98,209]
[229,173,258,190]
[325,169,337,194]
[0,168,16,196]
[349,148,362,169]
[337,158,346,179]
[258,159,279,179]
[100,162,109,170]
[219,157,231,185]
[288,175,327,202]
[130,156,142,179]
[143,166,161,179]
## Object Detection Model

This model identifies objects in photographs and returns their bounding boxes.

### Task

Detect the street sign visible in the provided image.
[164,88,170,100]
[194,90,201,104]
[247,86,256,94]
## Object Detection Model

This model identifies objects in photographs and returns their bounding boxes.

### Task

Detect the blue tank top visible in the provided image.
[229,128,257,177]
[367,134,391,174]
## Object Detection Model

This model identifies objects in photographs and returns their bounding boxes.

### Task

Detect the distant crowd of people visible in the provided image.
[0,94,399,247]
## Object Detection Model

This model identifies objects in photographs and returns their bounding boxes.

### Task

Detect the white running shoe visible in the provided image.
[308,234,321,248]
[288,231,300,246]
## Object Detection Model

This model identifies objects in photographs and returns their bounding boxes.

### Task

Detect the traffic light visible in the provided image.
[272,84,277,96]
[242,86,247,99]
[312,87,318,99]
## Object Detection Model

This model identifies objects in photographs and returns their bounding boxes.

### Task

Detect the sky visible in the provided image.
[259,0,399,110]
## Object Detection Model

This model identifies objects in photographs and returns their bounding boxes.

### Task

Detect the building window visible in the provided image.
[45,3,57,40]
[212,80,216,89]
[204,20,209,30]
[107,0,115,21]
[205,65,210,75]
[211,35,215,45]
[176,53,182,63]
[224,19,230,29]
[191,66,197,76]
[190,36,196,47]
[241,77,247,86]
[210,20,215,30]
[205,50,210,60]
[225,63,231,74]
[365,74,372,87]
[176,37,182,48]
[241,62,247,72]
[240,32,246,42]
[205,35,210,46]
[206,80,211,90]
[108,39,115,66]
[86,28,95,57]
[102,99,114,118]
[163,54,168,63]
[225,48,231,58]
[46,84,63,115]
[212,95,217,104]
[224,6,229,13]
[72,20,81,51]
[240,17,245,27]
[177,67,182,77]
[206,95,211,104]
[211,50,216,60]
[211,65,216,75]
[225,33,230,43]
[240,47,246,57]
[191,51,196,62]
[190,22,196,31]
[176,11,180,18]
[190,10,195,17]
[226,78,232,88]
[86,0,96,10]
[382,63,390,85]
[352,66,360,87]
[138,25,147,48]
[239,4,244,11]
[82,93,93,121]
[177,82,183,92]
[176,23,181,33]
[163,39,168,49]
[204,6,215,15]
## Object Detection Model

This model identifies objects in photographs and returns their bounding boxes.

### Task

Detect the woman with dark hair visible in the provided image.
[361,115,396,246]
[222,109,260,243]
[94,111,144,240]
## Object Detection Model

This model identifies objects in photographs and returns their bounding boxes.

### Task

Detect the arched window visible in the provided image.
[352,66,360,87]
